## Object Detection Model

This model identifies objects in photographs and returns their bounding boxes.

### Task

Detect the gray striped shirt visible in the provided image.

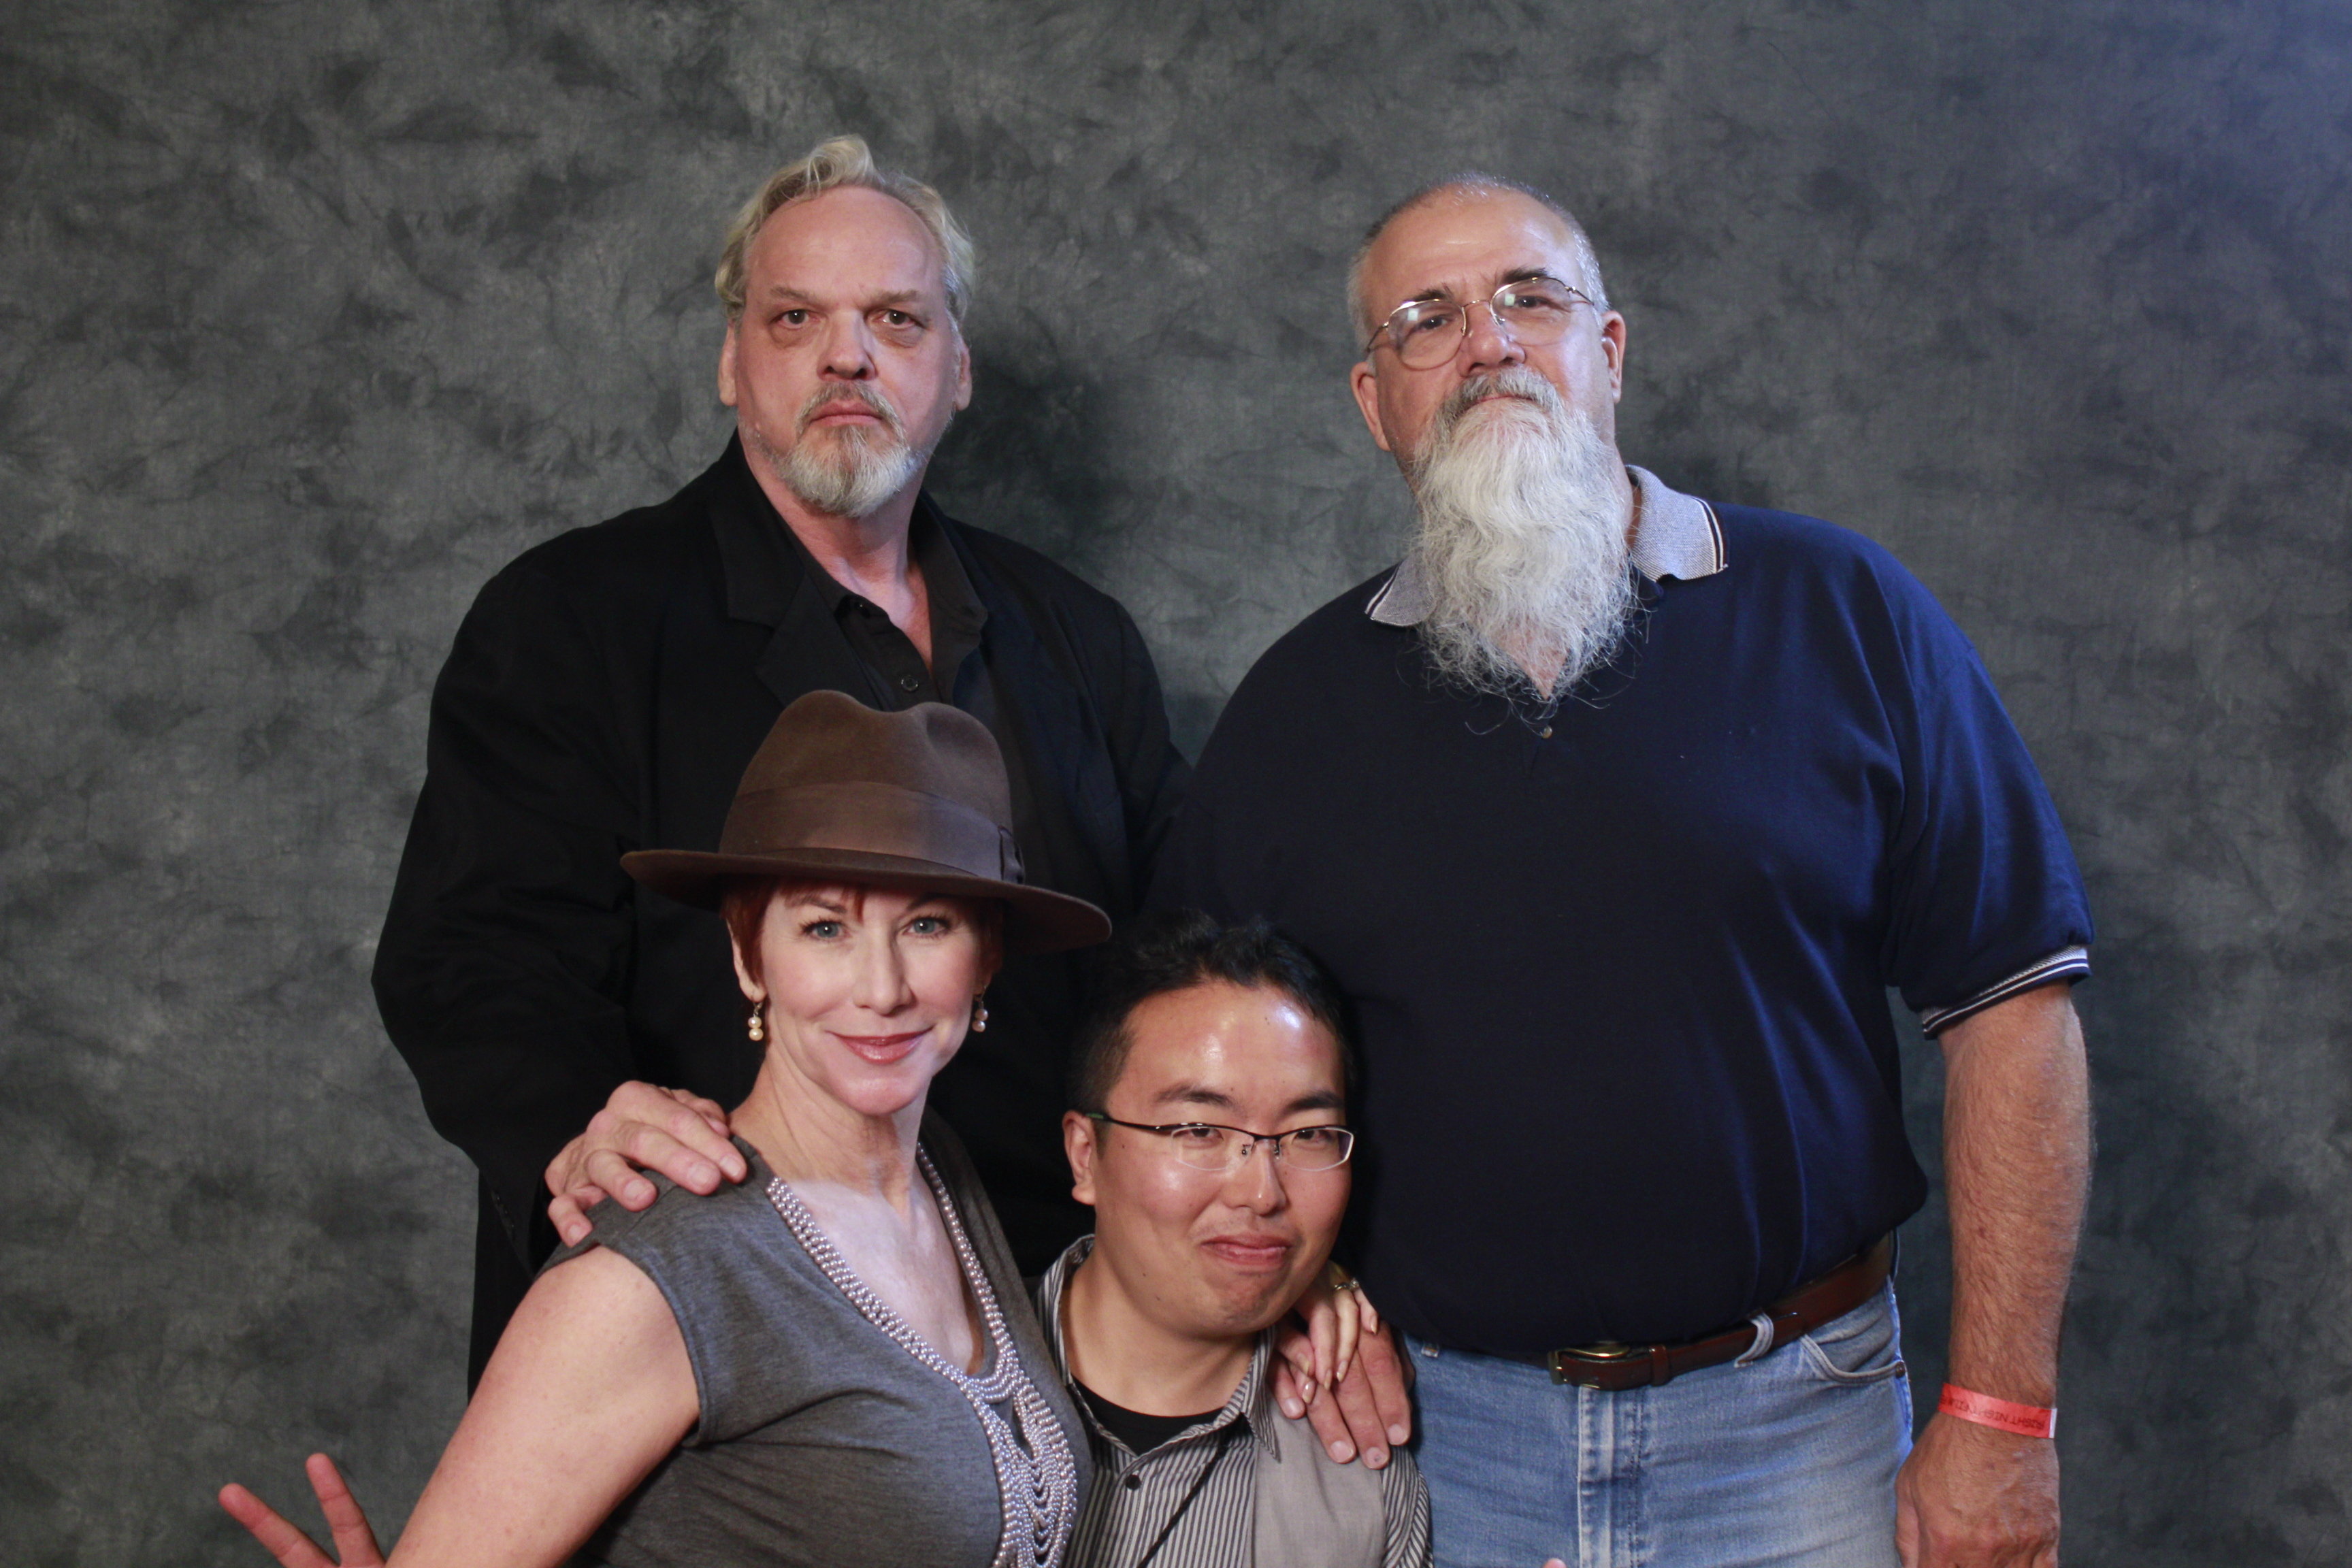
[1036,1239,1431,1568]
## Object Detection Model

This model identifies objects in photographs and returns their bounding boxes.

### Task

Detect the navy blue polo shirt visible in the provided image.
[1152,470,2092,1354]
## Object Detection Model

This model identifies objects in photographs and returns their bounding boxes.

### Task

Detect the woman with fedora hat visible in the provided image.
[222,691,1105,1567]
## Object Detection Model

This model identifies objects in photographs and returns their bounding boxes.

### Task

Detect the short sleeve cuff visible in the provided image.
[1917,947,2089,1036]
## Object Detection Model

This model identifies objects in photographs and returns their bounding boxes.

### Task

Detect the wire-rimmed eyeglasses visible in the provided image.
[1085,1112,1356,1172]
[1363,275,1597,370]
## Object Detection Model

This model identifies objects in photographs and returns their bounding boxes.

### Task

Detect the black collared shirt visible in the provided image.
[768,504,988,710]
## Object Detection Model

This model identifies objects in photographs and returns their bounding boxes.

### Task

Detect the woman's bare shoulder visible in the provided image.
[509,1242,685,1369]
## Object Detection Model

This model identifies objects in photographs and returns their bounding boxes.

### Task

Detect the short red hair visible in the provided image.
[719,877,1004,990]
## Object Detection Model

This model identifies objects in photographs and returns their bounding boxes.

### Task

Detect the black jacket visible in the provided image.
[374,442,1187,1373]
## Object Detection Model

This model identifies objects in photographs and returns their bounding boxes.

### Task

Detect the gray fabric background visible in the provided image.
[1,1,2344,1562]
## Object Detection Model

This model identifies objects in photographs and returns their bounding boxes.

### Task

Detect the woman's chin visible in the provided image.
[818,1056,953,1122]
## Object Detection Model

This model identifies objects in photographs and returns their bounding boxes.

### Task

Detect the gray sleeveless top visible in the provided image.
[548,1115,1090,1567]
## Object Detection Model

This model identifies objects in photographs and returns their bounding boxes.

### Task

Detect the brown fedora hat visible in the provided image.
[622,691,1111,956]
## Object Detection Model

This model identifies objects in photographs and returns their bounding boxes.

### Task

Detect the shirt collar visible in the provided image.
[781,498,987,636]
[1365,463,1726,627]
[1036,1235,1282,1460]
[708,437,987,639]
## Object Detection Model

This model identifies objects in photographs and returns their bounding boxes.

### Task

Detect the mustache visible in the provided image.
[1406,368,1569,487]
[796,382,906,438]
[1435,367,1565,429]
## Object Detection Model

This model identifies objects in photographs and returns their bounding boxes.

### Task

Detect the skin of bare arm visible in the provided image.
[1895,983,2089,1568]
[223,1246,700,1567]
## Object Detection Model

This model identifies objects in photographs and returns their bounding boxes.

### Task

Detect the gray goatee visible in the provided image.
[1404,367,1637,703]
[751,382,932,519]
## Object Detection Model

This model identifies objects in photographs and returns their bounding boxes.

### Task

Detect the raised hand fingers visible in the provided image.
[304,1454,385,1565]
[219,1456,384,1568]
[218,1483,333,1568]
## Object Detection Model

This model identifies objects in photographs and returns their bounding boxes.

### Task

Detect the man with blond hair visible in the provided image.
[1155,174,2094,1567]
[375,137,1187,1379]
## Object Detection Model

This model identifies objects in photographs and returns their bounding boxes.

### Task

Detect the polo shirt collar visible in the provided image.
[1036,1235,1282,1459]
[1365,464,1726,627]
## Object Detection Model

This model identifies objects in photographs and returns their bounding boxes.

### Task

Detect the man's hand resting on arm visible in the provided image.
[1273,1275,1414,1469]
[544,1082,748,1246]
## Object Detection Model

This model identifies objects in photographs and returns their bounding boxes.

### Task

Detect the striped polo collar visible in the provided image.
[1366,464,1726,627]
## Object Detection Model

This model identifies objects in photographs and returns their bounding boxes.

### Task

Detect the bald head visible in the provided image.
[1348,175,1610,344]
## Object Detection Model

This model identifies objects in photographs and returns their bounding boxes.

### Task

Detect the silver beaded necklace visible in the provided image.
[764,1148,1079,1568]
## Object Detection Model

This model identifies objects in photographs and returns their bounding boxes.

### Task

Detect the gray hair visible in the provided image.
[1347,174,1610,346]
[715,135,977,324]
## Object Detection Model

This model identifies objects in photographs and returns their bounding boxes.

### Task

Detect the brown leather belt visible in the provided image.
[1489,1235,1895,1391]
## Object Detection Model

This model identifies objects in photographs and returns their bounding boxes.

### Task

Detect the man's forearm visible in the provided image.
[1937,982,2091,1405]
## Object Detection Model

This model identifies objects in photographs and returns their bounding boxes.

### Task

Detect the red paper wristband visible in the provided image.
[1939,1383,2057,1439]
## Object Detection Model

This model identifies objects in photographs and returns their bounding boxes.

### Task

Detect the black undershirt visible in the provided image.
[1076,1380,1220,1456]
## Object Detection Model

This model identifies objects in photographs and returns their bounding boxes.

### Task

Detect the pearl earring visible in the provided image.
[747,999,766,1043]
[970,994,989,1033]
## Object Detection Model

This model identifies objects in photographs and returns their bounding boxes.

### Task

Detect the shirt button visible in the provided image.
[898,674,921,693]
[1123,1473,1142,1490]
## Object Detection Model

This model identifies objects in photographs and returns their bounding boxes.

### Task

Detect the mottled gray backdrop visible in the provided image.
[3,0,2346,1561]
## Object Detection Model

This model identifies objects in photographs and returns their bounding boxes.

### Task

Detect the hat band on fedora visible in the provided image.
[719,781,1024,883]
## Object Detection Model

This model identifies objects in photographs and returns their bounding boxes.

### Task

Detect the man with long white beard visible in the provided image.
[1153,176,2093,1568]
[1403,367,1637,703]
[374,137,1188,1382]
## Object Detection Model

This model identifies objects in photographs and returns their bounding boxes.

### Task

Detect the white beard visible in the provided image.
[1405,368,1637,703]
[753,383,932,519]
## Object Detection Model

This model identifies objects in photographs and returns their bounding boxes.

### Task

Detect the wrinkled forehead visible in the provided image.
[745,186,951,303]
[1358,186,1586,317]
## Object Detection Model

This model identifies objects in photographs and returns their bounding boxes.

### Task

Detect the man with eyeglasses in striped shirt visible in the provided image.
[1038,911,1433,1568]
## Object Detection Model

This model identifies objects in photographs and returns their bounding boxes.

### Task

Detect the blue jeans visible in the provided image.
[1409,1286,1912,1568]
